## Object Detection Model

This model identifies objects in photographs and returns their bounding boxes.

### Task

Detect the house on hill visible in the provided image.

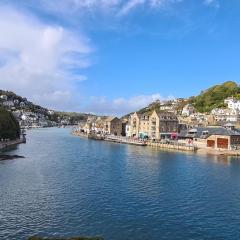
[182,104,196,117]
[224,97,240,111]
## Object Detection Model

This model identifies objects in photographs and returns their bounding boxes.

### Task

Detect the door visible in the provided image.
[217,138,228,149]
[207,140,215,148]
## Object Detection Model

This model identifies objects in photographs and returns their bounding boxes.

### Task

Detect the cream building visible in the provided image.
[130,110,179,139]
[104,117,123,136]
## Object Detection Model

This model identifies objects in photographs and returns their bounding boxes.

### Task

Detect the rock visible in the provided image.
[28,237,104,240]
[0,154,25,161]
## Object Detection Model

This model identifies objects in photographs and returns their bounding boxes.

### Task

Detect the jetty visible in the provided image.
[105,135,147,146]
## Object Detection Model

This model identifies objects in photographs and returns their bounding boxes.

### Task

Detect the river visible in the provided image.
[1,128,240,240]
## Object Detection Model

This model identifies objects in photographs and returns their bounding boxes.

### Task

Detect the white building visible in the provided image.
[211,108,240,123]
[2,101,14,108]
[182,104,196,116]
[125,124,131,137]
[224,97,240,111]
[20,102,26,108]
[0,95,8,100]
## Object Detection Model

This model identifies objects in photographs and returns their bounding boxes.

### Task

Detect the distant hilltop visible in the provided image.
[0,90,94,128]
[123,81,240,117]
[0,81,239,126]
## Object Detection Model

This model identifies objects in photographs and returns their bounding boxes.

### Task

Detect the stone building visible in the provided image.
[150,111,179,139]
[179,126,240,150]
[129,110,179,139]
[104,117,123,136]
[130,112,141,138]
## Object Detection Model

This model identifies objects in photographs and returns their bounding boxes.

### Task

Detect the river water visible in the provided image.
[1,128,240,240]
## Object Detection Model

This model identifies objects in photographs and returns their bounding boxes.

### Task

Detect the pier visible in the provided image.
[105,135,147,146]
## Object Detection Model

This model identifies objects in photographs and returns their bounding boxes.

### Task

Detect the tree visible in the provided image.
[0,107,20,140]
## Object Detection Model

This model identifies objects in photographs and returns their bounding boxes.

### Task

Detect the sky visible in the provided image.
[0,0,239,116]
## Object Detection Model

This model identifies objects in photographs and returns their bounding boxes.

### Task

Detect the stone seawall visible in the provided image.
[0,138,26,151]
[147,142,196,152]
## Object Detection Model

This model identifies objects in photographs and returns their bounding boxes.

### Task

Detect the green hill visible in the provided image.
[0,107,20,140]
[192,81,240,113]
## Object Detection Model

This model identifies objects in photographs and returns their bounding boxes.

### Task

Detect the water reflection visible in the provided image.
[1,128,240,240]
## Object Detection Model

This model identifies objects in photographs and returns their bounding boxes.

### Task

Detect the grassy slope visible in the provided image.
[192,81,240,113]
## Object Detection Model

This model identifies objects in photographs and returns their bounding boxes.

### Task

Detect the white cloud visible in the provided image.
[83,94,175,116]
[0,6,93,110]
[203,0,220,8]
[118,0,145,16]
[24,0,186,18]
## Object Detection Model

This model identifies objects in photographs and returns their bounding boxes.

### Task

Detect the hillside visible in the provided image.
[191,81,240,113]
[0,90,92,126]
[0,107,20,140]
[122,81,240,118]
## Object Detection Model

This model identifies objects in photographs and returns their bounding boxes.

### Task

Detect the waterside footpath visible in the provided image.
[72,131,196,152]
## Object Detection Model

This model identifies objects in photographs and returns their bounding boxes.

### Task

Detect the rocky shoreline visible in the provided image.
[0,154,25,161]
[28,237,104,240]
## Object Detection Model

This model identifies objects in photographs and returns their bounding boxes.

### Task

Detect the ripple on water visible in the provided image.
[1,128,240,240]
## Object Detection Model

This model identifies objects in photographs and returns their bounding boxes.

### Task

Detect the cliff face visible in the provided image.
[0,107,20,140]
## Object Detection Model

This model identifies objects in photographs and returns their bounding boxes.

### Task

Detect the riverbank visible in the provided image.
[0,154,25,161]
[29,237,103,240]
[197,148,240,156]
[73,131,196,150]
[72,131,240,156]
[147,141,196,152]
[0,137,26,151]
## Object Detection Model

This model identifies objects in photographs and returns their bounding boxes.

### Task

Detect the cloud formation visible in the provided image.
[203,0,220,8]
[83,94,174,116]
[0,6,92,110]
[30,0,215,18]
[0,0,219,114]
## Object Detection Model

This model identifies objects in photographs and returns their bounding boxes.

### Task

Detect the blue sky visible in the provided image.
[0,0,239,115]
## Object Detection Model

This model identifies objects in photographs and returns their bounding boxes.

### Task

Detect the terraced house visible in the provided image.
[130,110,179,140]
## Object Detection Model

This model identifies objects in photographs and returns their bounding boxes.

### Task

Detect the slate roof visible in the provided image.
[179,127,240,139]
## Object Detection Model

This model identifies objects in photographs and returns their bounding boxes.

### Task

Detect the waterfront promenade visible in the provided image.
[73,130,195,151]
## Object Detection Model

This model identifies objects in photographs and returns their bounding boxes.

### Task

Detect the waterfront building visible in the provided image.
[130,112,141,138]
[129,110,179,140]
[104,117,122,136]
[179,126,240,150]
[80,116,123,136]
[125,123,131,137]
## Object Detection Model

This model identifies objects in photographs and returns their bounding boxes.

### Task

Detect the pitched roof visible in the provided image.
[179,127,240,139]
[105,116,119,122]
